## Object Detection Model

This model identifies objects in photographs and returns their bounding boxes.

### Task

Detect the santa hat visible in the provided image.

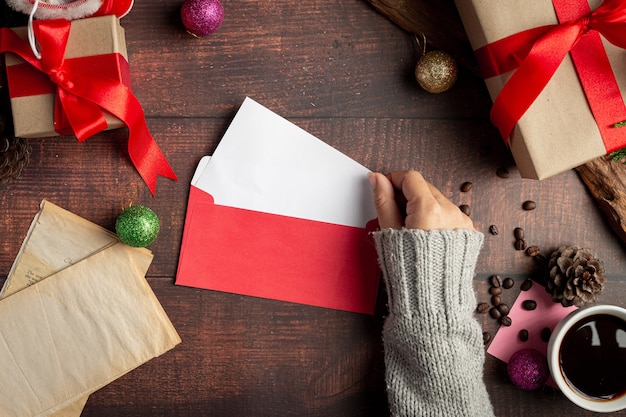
[6,0,134,20]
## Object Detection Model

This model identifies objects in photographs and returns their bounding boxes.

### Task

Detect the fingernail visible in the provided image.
[367,172,377,190]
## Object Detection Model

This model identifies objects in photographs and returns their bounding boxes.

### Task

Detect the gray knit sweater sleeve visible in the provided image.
[372,228,494,417]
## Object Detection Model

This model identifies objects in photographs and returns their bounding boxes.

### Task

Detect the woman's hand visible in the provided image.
[368,170,474,231]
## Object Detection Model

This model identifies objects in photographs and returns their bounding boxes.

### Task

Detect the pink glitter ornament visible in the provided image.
[507,348,550,390]
[181,0,224,38]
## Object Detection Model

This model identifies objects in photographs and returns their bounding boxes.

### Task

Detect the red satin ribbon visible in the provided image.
[7,54,130,98]
[1,19,177,195]
[474,0,626,152]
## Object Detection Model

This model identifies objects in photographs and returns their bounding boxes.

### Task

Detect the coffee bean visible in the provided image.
[499,316,512,326]
[518,329,529,342]
[522,200,537,210]
[514,227,524,240]
[489,307,502,320]
[460,182,473,192]
[497,303,510,316]
[522,300,537,311]
[476,302,490,314]
[489,225,499,235]
[520,279,533,291]
[483,331,492,345]
[459,204,471,216]
[489,286,503,296]
[491,295,501,306]
[526,245,540,257]
[502,277,514,289]
[541,327,551,342]
[514,239,528,250]
[496,167,510,178]
[489,275,502,288]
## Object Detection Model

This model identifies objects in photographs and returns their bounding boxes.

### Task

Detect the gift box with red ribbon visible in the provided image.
[455,0,626,179]
[2,15,176,194]
[5,15,128,138]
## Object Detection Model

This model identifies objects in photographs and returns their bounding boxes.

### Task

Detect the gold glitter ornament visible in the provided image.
[415,50,457,93]
[414,34,458,94]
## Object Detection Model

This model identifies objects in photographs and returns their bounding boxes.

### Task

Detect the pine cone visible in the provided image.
[545,245,606,307]
[0,135,31,184]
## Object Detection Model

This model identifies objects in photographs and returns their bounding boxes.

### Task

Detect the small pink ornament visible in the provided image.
[181,0,224,38]
[507,348,550,390]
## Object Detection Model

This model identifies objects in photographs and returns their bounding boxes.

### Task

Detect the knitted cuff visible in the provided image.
[372,228,484,330]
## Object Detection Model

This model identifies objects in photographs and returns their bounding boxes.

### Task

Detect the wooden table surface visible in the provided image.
[2,1,626,416]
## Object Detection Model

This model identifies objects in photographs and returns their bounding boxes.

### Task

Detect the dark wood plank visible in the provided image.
[365,0,479,74]
[80,278,389,417]
[121,0,492,119]
[2,0,626,416]
[28,277,620,417]
[3,117,625,277]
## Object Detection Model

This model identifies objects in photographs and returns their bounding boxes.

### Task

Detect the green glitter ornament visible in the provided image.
[115,205,160,247]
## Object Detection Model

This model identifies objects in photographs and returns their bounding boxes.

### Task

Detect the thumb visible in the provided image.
[368,172,403,229]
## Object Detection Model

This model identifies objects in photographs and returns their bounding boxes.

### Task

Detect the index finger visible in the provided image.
[387,170,434,203]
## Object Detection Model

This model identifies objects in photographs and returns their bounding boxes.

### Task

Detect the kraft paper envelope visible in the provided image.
[0,200,181,417]
[176,97,380,314]
[0,200,125,416]
[1,200,122,298]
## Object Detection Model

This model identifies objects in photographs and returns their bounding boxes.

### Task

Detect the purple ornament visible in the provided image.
[507,348,549,390]
[181,0,224,37]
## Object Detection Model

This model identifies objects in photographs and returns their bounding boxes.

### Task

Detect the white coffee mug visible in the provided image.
[548,304,626,413]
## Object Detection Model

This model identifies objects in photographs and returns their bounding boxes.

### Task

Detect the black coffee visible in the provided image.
[560,314,626,400]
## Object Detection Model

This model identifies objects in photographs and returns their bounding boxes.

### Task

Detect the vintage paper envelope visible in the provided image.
[0,201,181,417]
[48,397,89,417]
[1,200,121,298]
[176,97,380,314]
[0,200,152,416]
[0,200,138,416]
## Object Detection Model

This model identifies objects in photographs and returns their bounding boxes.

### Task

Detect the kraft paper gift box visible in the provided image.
[454,0,626,179]
[1,15,177,195]
[4,15,129,138]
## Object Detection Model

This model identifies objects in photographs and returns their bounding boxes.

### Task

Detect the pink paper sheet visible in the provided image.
[487,283,576,362]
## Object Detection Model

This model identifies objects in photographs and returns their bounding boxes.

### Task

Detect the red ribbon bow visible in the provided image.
[1,19,177,195]
[475,0,626,152]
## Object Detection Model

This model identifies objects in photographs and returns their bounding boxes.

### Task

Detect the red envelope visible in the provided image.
[176,98,381,314]
[178,186,379,314]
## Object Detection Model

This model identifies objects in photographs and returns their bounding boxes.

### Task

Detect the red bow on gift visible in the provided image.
[475,0,626,152]
[0,19,177,195]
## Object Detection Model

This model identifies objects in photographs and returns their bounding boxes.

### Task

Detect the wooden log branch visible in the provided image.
[576,157,626,244]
